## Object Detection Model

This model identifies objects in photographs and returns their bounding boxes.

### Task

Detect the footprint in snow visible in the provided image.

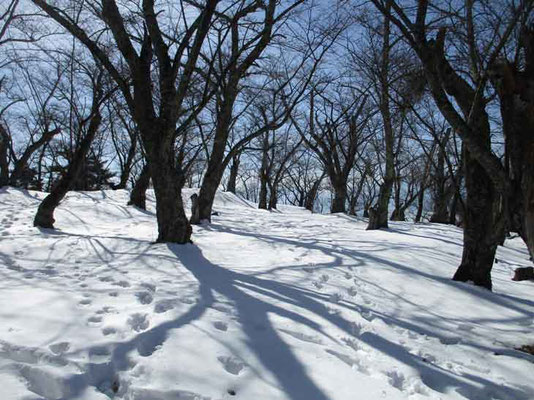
[49,342,70,355]
[213,321,228,331]
[113,280,130,288]
[128,313,149,332]
[320,274,330,283]
[87,316,103,325]
[347,286,357,297]
[154,299,176,314]
[102,327,117,336]
[217,356,246,375]
[312,281,323,290]
[329,293,343,303]
[96,306,115,315]
[135,291,154,305]
[386,370,406,391]
[79,299,92,306]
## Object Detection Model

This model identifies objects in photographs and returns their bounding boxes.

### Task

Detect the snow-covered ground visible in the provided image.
[0,187,533,400]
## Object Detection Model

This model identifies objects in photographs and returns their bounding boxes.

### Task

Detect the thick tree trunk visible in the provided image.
[193,166,224,223]
[227,154,240,194]
[452,151,502,290]
[421,33,503,289]
[367,178,393,229]
[34,114,101,228]
[490,52,534,260]
[0,125,9,187]
[330,179,347,213]
[149,161,191,243]
[147,142,191,243]
[430,144,449,223]
[128,164,150,210]
[258,176,268,209]
[268,183,278,210]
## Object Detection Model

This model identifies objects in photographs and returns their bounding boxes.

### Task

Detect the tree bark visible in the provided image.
[258,134,270,210]
[268,183,278,210]
[128,163,150,210]
[452,150,502,290]
[490,48,534,260]
[0,125,9,187]
[330,179,347,213]
[429,142,450,223]
[227,154,240,194]
[367,7,394,230]
[145,134,191,243]
[414,183,425,223]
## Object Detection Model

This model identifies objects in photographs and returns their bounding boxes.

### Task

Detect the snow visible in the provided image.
[0,186,533,400]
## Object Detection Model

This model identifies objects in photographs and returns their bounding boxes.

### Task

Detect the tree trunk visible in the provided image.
[414,183,425,223]
[367,8,394,230]
[268,183,278,210]
[330,179,347,213]
[452,151,502,290]
[227,154,240,194]
[193,166,224,223]
[367,178,393,229]
[147,142,191,243]
[430,143,449,223]
[258,134,270,210]
[423,33,503,289]
[305,174,323,212]
[0,125,9,187]
[490,52,534,260]
[128,164,150,210]
[34,114,101,228]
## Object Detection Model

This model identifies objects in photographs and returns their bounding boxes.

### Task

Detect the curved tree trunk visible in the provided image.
[128,164,150,210]
[452,151,502,290]
[10,128,61,186]
[34,114,101,228]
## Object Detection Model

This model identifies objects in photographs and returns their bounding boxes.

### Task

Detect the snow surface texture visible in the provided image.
[0,187,533,400]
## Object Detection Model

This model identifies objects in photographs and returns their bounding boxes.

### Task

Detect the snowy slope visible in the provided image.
[0,187,533,400]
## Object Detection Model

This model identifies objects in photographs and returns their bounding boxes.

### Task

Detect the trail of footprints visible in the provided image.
[295,264,477,396]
